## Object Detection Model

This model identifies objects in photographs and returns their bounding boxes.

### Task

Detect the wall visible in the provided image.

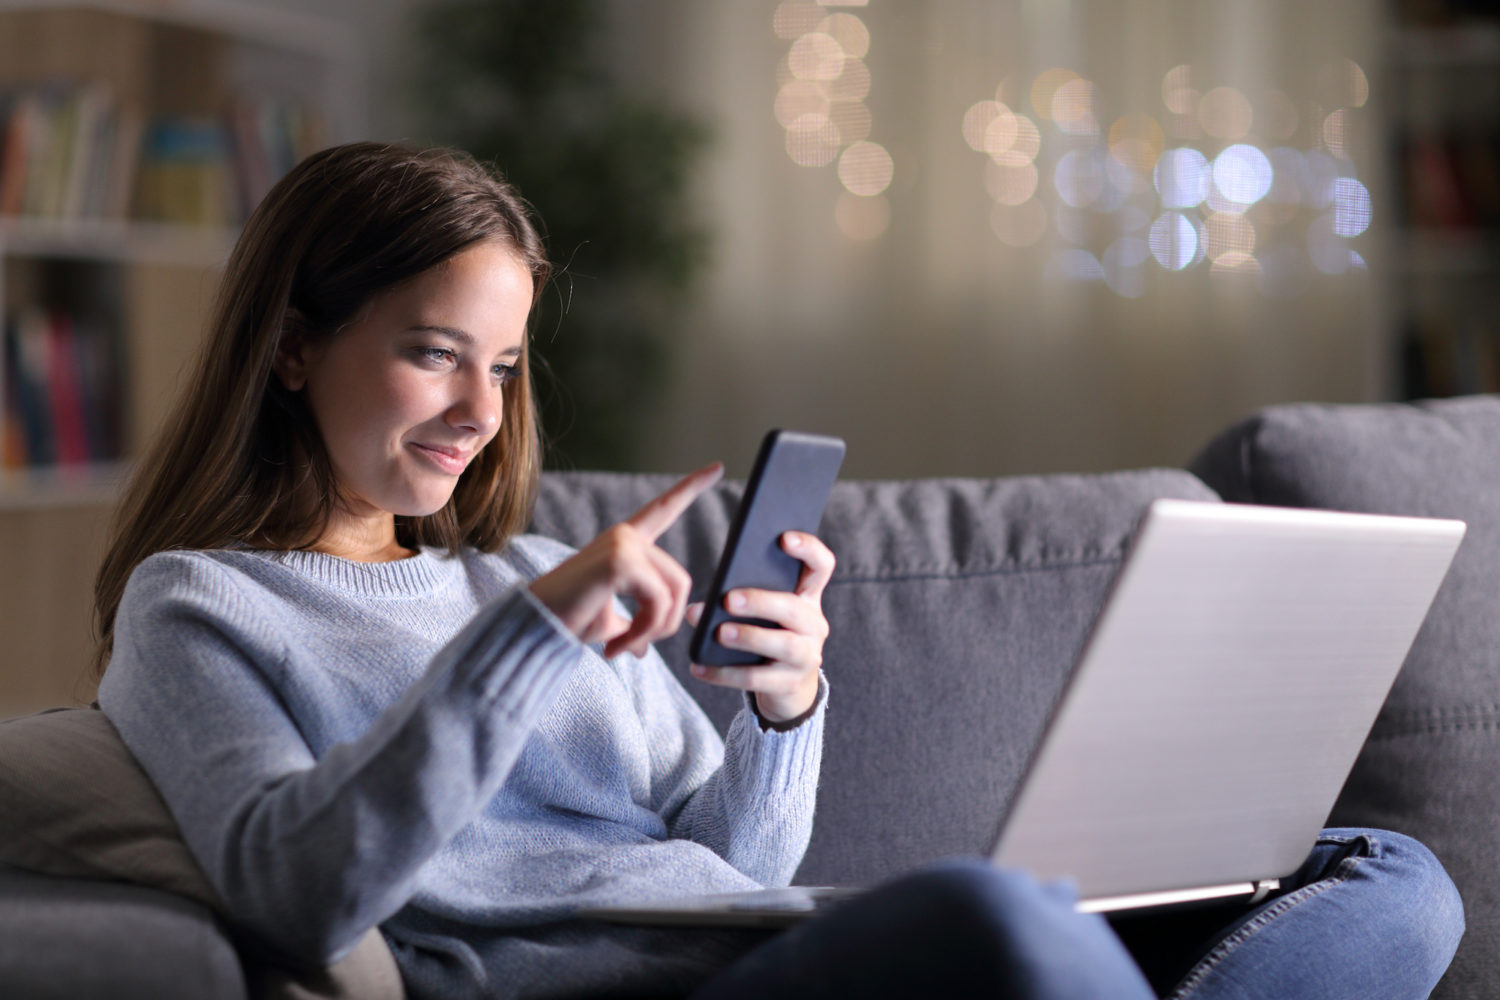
[253,0,1387,480]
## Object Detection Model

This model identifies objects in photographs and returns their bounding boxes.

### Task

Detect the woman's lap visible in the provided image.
[692,828,1464,1000]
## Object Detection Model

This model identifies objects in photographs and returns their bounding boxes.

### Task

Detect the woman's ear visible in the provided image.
[272,308,314,392]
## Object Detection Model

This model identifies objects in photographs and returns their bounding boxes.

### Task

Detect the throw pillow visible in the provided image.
[1188,394,1500,1000]
[0,706,405,1000]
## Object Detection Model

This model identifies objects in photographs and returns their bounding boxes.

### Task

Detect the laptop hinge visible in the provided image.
[1249,879,1280,904]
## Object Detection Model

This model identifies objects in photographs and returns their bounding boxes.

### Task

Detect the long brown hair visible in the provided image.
[93,142,552,677]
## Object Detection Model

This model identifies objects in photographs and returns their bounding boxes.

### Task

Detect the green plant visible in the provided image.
[410,0,710,470]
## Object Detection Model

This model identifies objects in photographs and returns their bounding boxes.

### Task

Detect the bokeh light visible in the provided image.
[827,101,872,144]
[773,1,824,39]
[819,13,869,58]
[1055,147,1108,208]
[985,160,1039,205]
[1150,211,1200,271]
[1212,144,1273,205]
[1321,109,1347,158]
[1198,86,1253,140]
[1052,78,1099,136]
[775,80,828,128]
[1204,212,1257,260]
[1330,177,1371,236]
[963,100,1006,151]
[838,140,894,196]
[1108,114,1166,173]
[825,58,871,102]
[1155,147,1209,208]
[1161,64,1197,116]
[786,113,841,166]
[1031,67,1081,122]
[958,53,1370,294]
[789,32,845,81]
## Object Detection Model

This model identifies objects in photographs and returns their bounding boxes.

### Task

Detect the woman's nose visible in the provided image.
[446,372,502,434]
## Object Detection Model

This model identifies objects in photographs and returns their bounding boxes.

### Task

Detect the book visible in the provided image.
[44,312,91,465]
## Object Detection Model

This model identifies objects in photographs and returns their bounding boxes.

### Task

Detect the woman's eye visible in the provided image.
[416,347,456,366]
[492,363,520,383]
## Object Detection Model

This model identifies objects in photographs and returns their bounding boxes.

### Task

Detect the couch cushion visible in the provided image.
[0,863,246,1000]
[0,707,405,1000]
[534,467,1219,885]
[1189,395,1500,1000]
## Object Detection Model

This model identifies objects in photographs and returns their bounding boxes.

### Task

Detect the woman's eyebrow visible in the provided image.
[407,325,521,357]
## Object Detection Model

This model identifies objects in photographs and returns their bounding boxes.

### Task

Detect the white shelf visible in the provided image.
[0,460,126,510]
[0,217,237,267]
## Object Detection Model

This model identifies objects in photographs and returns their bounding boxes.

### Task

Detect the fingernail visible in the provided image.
[691,664,708,677]
[785,533,801,548]
[722,625,739,641]
[729,592,747,610]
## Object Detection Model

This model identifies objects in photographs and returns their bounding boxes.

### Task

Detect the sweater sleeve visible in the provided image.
[625,647,827,887]
[98,552,581,966]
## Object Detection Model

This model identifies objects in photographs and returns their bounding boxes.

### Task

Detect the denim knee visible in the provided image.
[1317,827,1465,975]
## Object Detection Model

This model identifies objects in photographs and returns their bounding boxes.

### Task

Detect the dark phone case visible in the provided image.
[689,429,846,667]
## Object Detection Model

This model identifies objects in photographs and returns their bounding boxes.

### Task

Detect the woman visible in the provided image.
[94,142,1462,1000]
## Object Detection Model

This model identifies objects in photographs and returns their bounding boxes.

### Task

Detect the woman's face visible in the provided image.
[276,242,533,555]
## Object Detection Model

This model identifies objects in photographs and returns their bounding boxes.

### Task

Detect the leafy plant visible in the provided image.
[410,0,710,470]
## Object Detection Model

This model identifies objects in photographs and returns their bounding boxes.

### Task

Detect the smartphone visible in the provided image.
[689,429,846,667]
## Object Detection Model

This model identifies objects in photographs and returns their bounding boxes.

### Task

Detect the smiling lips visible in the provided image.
[410,442,473,475]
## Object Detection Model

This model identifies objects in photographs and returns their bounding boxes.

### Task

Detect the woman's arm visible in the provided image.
[100,553,580,966]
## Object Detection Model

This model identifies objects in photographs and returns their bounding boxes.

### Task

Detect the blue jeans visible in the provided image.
[692,828,1463,1000]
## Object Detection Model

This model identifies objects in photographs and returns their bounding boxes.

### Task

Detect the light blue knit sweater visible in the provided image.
[98,536,825,999]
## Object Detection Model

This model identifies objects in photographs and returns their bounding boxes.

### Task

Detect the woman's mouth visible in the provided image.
[410,442,471,475]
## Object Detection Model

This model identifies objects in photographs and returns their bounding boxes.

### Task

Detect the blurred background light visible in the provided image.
[819,12,869,58]
[786,113,841,165]
[1031,67,1081,122]
[839,140,894,195]
[1161,64,1198,116]
[773,1,825,39]
[1155,147,1209,208]
[1052,77,1099,136]
[789,32,845,81]
[1150,211,1200,270]
[985,160,1039,205]
[1055,147,1108,208]
[1204,211,1256,260]
[1331,177,1371,236]
[1212,144,1273,205]
[1198,86,1253,139]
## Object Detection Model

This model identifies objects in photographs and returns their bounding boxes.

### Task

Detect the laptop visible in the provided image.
[579,499,1466,928]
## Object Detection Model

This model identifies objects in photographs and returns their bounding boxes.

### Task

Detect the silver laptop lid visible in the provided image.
[991,499,1464,904]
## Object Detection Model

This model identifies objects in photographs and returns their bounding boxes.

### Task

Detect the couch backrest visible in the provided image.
[1191,394,1500,1000]
[532,467,1218,885]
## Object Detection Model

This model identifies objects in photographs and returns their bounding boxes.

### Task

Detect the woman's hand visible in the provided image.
[685,531,835,723]
[529,463,724,660]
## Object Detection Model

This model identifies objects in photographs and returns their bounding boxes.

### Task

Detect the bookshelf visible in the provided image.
[1388,11,1500,397]
[0,0,357,714]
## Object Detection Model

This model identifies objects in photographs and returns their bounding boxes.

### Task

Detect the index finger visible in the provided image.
[627,461,725,541]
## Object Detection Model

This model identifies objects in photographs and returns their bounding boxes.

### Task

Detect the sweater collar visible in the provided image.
[254,546,456,596]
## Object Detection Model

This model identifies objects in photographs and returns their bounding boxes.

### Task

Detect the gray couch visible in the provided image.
[1,395,1496,999]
